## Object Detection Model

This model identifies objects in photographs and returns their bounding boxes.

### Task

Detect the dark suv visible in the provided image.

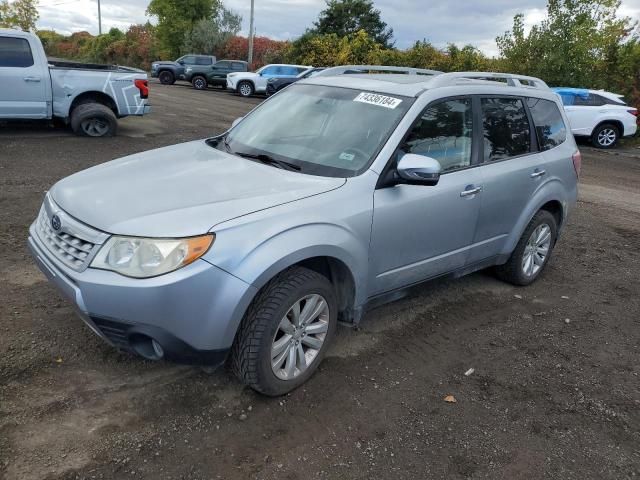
[151,55,217,85]
[186,60,249,90]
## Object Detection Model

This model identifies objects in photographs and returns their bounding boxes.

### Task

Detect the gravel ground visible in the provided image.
[0,81,639,480]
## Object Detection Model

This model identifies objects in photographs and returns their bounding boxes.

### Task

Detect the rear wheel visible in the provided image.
[230,267,337,396]
[592,123,619,149]
[158,70,175,85]
[192,76,208,90]
[70,103,117,137]
[495,210,557,286]
[237,81,254,97]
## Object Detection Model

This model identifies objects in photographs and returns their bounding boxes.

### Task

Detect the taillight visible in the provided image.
[627,109,638,116]
[572,150,581,178]
[134,79,149,99]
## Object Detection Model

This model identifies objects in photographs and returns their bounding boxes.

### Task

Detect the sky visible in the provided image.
[33,0,640,57]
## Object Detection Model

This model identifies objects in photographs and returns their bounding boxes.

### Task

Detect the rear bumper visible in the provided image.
[28,225,257,364]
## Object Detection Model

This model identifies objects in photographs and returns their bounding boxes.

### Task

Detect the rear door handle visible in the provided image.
[460,185,483,197]
[23,76,41,82]
[530,169,546,178]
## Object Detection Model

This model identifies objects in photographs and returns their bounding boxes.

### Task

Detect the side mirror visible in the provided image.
[396,153,441,186]
[178,60,184,65]
[232,117,243,128]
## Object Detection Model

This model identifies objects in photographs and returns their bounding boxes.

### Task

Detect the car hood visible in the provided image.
[152,61,179,66]
[50,140,346,237]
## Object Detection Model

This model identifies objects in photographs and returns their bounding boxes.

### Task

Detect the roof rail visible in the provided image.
[428,72,549,89]
[316,65,443,77]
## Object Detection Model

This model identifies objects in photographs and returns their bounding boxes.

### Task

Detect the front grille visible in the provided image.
[91,317,131,349]
[36,208,96,271]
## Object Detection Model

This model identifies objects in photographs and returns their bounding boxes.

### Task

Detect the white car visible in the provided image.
[553,88,638,148]
[227,63,311,97]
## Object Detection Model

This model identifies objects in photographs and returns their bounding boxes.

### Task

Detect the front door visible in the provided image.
[369,97,482,296]
[0,35,48,119]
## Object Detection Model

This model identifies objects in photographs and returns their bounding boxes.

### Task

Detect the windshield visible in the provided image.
[219,84,413,177]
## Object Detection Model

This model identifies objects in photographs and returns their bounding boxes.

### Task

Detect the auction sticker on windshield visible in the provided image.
[354,92,403,109]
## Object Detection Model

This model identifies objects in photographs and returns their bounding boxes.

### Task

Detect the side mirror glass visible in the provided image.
[232,117,243,128]
[178,60,184,65]
[396,153,442,186]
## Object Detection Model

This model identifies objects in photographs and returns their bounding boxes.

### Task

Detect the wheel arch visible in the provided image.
[591,119,623,138]
[68,91,118,119]
[236,78,255,91]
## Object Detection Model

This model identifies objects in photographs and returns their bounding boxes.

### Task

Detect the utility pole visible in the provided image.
[97,0,102,35]
[248,0,254,66]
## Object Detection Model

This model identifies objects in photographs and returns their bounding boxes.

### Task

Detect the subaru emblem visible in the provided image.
[51,214,61,231]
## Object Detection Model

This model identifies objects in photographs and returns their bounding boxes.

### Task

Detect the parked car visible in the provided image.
[553,87,638,148]
[186,60,249,90]
[151,55,216,85]
[0,29,150,137]
[266,67,325,95]
[226,63,311,97]
[29,69,578,396]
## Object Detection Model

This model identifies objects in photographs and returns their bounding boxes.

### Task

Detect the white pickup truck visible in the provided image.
[0,28,150,137]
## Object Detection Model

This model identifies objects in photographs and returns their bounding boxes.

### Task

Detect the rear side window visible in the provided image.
[0,36,34,68]
[481,97,531,161]
[231,62,245,70]
[403,98,473,173]
[574,94,605,106]
[195,56,212,65]
[527,98,567,150]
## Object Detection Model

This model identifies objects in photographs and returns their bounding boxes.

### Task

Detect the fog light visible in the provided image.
[152,339,164,358]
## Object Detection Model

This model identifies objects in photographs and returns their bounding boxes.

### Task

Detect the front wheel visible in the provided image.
[237,81,254,97]
[495,210,557,286]
[230,267,337,396]
[592,123,619,149]
[192,76,208,90]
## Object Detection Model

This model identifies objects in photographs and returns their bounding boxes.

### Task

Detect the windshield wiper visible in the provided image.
[234,151,301,171]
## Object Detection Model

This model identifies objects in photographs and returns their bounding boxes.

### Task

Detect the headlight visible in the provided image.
[91,234,214,278]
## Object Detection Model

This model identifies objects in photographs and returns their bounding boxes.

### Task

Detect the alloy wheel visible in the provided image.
[522,223,552,277]
[597,128,617,147]
[239,83,252,96]
[80,118,109,137]
[270,294,329,381]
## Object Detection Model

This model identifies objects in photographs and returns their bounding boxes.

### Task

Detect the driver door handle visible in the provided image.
[530,169,546,178]
[23,76,41,82]
[460,186,482,197]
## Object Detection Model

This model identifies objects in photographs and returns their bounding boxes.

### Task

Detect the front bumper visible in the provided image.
[28,224,257,365]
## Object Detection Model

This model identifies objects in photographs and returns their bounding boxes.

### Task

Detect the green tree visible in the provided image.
[310,0,393,48]
[181,6,241,55]
[0,0,39,31]
[497,0,634,88]
[146,0,218,58]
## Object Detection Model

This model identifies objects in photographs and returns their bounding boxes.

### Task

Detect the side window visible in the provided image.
[260,66,276,75]
[215,61,229,69]
[231,62,244,70]
[526,98,567,151]
[181,56,196,65]
[0,36,34,68]
[481,97,531,161]
[403,98,473,173]
[574,93,605,107]
[195,56,212,65]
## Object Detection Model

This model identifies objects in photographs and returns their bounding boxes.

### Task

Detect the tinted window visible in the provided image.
[231,62,245,70]
[260,66,276,75]
[0,36,34,68]
[482,97,531,161]
[527,98,567,151]
[195,56,212,65]
[573,93,605,106]
[403,98,473,173]
[181,56,196,65]
[215,61,229,69]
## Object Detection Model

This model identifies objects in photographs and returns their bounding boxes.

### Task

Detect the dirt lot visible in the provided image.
[0,81,639,480]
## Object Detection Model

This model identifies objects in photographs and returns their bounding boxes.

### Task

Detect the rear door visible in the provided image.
[468,96,546,264]
[208,60,231,83]
[0,35,48,119]
[562,93,605,136]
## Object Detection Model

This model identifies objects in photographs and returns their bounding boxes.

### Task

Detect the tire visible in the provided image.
[592,123,619,149]
[158,70,175,85]
[237,81,254,97]
[192,76,208,90]
[230,266,338,396]
[495,210,557,286]
[70,103,117,137]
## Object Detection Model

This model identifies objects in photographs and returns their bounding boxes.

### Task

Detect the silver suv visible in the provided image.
[28,70,579,396]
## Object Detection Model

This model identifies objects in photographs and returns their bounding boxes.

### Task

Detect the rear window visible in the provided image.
[527,98,567,151]
[0,36,34,68]
[481,97,531,161]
